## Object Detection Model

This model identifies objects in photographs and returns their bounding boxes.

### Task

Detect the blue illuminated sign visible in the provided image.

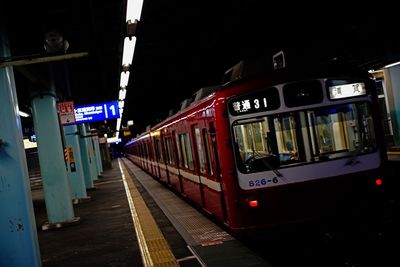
[74,101,120,124]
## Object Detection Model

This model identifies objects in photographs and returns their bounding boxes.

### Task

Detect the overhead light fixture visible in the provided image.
[116,118,122,132]
[126,0,144,22]
[18,110,30,117]
[384,61,400,69]
[120,71,130,88]
[119,88,127,100]
[122,37,136,67]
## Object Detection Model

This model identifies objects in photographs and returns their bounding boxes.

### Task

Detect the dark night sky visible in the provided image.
[3,1,400,138]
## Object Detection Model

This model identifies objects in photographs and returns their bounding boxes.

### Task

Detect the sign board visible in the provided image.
[67,146,76,172]
[57,101,76,125]
[74,101,120,124]
[228,87,280,116]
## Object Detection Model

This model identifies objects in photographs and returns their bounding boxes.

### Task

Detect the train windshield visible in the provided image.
[232,102,376,173]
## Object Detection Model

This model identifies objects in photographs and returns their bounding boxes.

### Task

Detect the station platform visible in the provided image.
[32,158,271,267]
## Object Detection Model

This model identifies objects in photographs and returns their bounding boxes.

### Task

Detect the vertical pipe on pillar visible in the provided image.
[91,136,100,176]
[92,135,102,175]
[78,124,95,189]
[0,29,42,267]
[64,124,88,200]
[95,136,103,173]
[31,91,76,225]
[86,126,98,180]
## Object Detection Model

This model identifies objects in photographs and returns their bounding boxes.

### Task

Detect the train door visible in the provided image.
[154,133,168,183]
[192,124,208,209]
[162,134,173,185]
[192,121,226,220]
[173,130,184,194]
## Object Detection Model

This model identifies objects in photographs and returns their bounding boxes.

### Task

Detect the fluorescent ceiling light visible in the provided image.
[116,118,122,132]
[120,71,130,88]
[18,110,30,117]
[122,37,136,67]
[384,61,400,68]
[126,0,144,22]
[119,88,127,100]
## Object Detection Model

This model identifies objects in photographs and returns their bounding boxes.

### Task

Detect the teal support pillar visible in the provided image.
[31,91,78,227]
[78,124,95,188]
[0,29,42,267]
[64,124,89,201]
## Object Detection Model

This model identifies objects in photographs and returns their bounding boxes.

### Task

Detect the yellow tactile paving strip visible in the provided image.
[121,158,233,247]
[118,159,179,267]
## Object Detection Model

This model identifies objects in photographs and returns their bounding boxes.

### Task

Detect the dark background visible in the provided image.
[3,1,400,138]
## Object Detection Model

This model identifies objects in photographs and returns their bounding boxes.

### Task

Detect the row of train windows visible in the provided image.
[232,102,377,173]
[139,127,214,176]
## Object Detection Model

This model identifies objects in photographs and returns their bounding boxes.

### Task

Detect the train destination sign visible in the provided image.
[228,87,280,116]
[74,101,120,124]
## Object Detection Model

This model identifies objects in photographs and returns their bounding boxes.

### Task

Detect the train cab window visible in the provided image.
[232,102,376,173]
[273,115,299,163]
[233,118,279,173]
[283,80,323,107]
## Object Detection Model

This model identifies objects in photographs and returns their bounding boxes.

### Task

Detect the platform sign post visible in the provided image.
[57,101,76,125]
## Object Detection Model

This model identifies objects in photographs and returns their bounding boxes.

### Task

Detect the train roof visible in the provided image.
[221,57,372,89]
[139,53,372,137]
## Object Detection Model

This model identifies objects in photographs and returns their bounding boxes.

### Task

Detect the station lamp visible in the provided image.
[116,0,144,135]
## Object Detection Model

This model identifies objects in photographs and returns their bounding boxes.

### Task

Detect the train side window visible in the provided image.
[144,142,149,159]
[194,128,207,174]
[179,133,195,170]
[155,138,164,163]
[202,128,213,176]
[283,80,323,107]
[175,133,182,167]
[164,136,176,165]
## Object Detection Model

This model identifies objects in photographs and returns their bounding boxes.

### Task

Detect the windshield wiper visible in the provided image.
[252,150,283,177]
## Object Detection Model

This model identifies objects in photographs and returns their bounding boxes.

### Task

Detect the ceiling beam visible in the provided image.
[0,52,89,68]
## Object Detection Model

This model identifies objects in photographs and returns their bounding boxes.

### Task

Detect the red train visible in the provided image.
[124,58,387,234]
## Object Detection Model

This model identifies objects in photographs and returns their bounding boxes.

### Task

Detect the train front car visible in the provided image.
[221,68,387,233]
